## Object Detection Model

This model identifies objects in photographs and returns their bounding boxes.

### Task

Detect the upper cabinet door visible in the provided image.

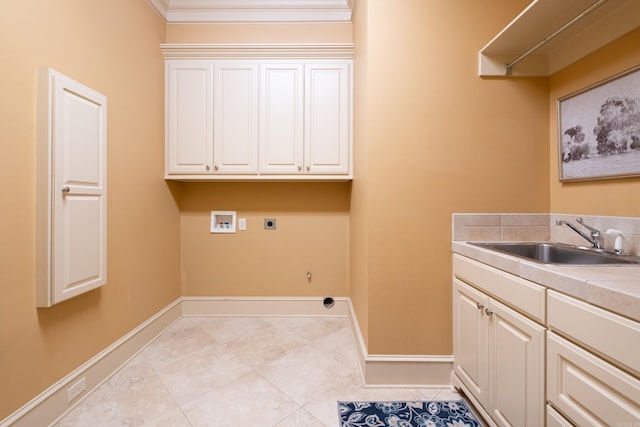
[259,63,304,175]
[304,62,351,175]
[166,61,214,174]
[36,69,107,307]
[213,62,258,174]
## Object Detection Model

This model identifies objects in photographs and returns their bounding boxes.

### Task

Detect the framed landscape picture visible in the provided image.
[558,65,640,181]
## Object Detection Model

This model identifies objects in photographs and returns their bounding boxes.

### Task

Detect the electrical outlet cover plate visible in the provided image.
[67,377,86,402]
[264,218,276,230]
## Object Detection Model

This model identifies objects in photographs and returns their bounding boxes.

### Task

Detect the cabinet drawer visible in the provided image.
[548,290,640,375]
[453,254,545,322]
[547,332,640,425]
[546,405,573,427]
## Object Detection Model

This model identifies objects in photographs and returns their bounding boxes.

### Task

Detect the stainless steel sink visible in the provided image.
[469,242,640,265]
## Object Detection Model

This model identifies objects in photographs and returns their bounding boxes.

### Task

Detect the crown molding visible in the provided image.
[147,0,353,23]
[160,43,354,59]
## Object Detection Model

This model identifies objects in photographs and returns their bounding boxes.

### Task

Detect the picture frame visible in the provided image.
[557,65,640,182]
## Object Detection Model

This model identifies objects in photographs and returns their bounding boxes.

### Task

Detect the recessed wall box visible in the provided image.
[210,211,236,233]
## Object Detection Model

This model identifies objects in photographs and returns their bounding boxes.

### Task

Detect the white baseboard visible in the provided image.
[1,299,182,427]
[347,299,453,388]
[181,295,350,317]
[3,295,453,426]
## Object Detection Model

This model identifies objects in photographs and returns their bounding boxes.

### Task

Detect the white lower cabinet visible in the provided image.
[453,253,640,427]
[453,273,545,427]
[547,331,640,425]
[546,290,640,426]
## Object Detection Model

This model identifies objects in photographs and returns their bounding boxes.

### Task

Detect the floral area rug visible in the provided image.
[337,400,483,427]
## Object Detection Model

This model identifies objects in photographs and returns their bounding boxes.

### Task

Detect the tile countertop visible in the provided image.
[452,241,640,323]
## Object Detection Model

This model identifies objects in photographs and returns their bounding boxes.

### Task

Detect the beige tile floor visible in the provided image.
[57,316,465,427]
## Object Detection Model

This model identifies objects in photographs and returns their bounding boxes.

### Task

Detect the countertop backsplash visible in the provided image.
[453,213,640,257]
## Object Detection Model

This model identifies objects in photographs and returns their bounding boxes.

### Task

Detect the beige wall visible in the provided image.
[0,0,181,419]
[351,0,550,355]
[180,183,350,297]
[550,27,640,216]
[167,22,353,44]
[350,0,371,347]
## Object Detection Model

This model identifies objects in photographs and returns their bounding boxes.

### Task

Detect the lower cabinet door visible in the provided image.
[547,331,640,426]
[488,298,546,427]
[453,279,489,406]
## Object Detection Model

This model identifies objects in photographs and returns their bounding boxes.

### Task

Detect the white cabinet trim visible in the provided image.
[161,44,354,60]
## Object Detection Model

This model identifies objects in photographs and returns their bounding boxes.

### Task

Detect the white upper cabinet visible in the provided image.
[166,60,213,174]
[258,61,351,176]
[163,44,353,181]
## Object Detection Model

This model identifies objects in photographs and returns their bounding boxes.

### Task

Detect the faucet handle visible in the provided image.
[576,217,604,249]
[576,217,599,233]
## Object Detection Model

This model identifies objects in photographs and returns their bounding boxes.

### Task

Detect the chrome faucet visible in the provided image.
[556,217,604,249]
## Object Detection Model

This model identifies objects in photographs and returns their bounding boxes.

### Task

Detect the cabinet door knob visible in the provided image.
[476,303,484,310]
[485,308,494,316]
[61,185,70,194]
[214,165,219,171]
[206,165,210,171]
[306,165,310,171]
[297,165,302,171]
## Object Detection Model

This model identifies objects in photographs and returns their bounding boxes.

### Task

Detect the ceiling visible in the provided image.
[146,0,355,23]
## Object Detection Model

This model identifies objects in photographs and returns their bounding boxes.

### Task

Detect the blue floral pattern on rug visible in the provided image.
[337,400,483,427]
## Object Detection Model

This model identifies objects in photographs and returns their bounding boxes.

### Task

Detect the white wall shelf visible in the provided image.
[479,0,640,76]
